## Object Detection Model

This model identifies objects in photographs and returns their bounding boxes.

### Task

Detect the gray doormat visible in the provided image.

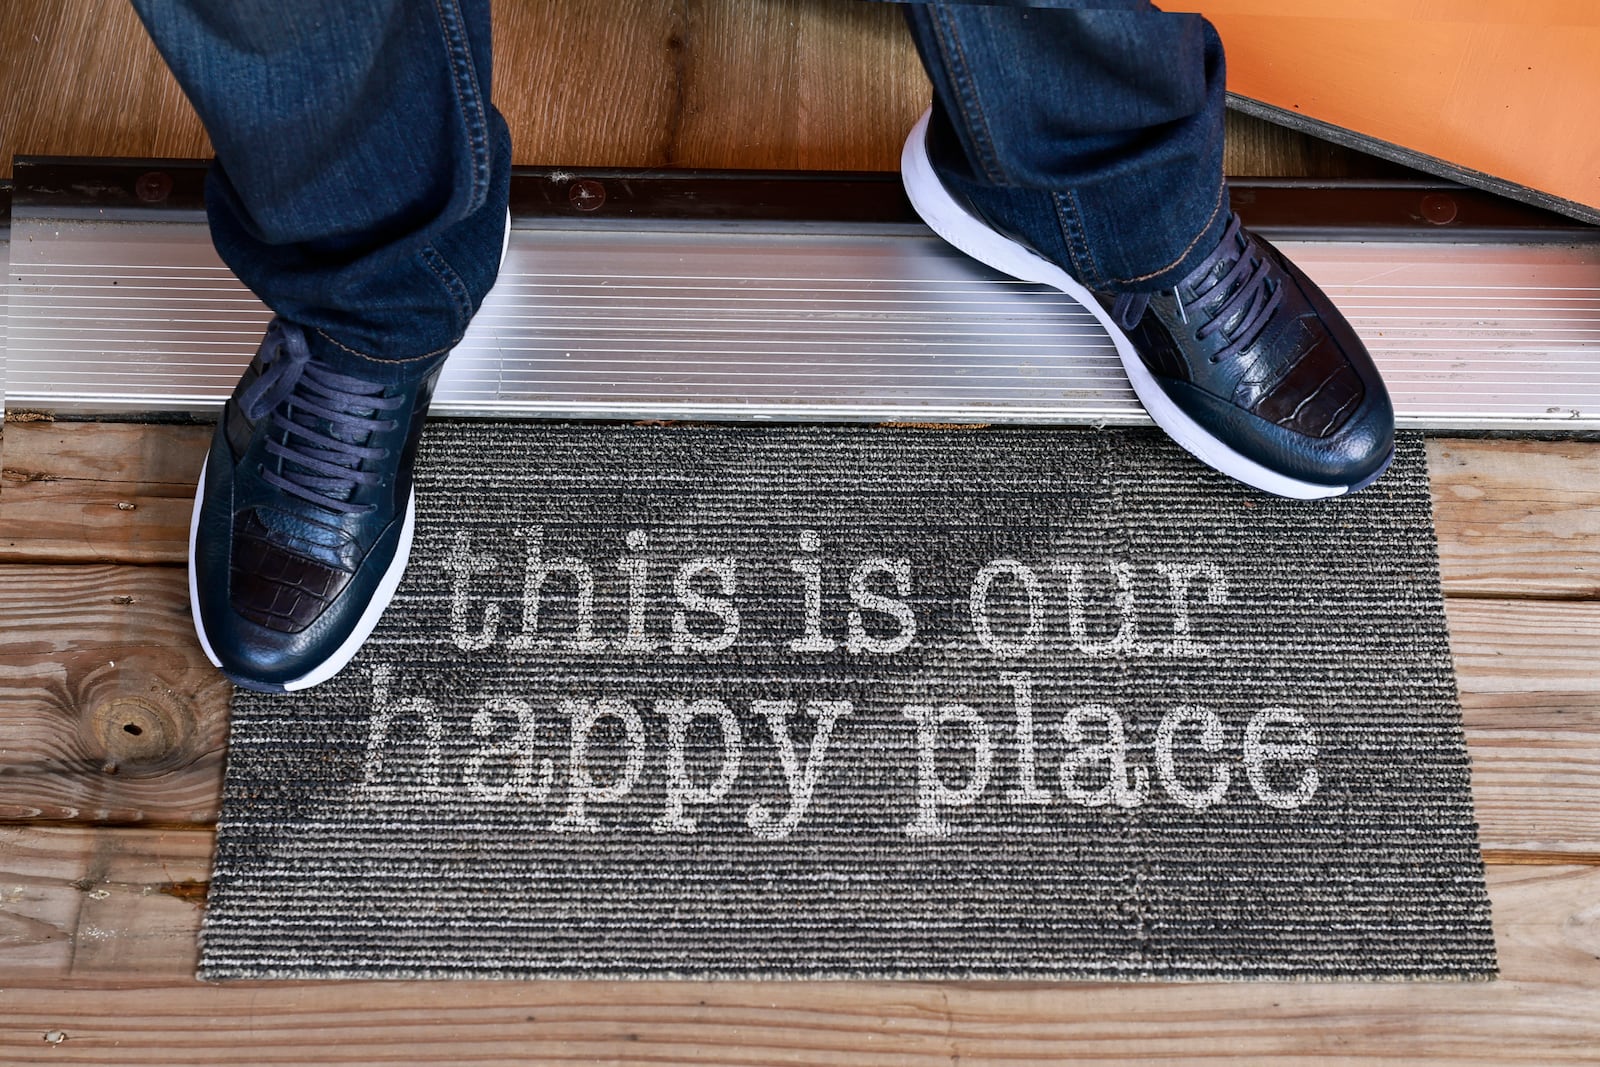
[201,424,1496,981]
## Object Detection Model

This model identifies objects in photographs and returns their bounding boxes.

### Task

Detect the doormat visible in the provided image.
[200,424,1496,981]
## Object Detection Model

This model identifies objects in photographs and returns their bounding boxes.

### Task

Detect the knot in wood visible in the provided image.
[73,660,200,775]
[92,695,190,770]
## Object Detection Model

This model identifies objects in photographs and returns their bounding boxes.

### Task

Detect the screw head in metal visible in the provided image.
[568,179,607,212]
[1420,193,1458,225]
[134,171,173,203]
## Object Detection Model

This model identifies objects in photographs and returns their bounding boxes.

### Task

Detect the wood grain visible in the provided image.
[0,565,228,824]
[1450,598,1600,711]
[1448,600,1600,855]
[0,826,211,979]
[1427,438,1600,600]
[3,827,1599,1063]
[0,422,211,566]
[668,0,929,172]
[0,0,211,170]
[0,0,1406,180]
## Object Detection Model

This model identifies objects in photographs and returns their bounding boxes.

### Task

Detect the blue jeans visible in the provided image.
[129,0,511,383]
[130,0,1227,375]
[900,2,1229,292]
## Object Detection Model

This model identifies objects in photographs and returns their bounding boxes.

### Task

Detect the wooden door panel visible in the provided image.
[1166,2,1600,218]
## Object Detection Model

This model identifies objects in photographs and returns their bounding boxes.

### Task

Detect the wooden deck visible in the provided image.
[1,421,1598,1064]
[4,0,1599,1061]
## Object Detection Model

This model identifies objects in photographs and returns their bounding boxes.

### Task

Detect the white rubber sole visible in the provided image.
[189,209,513,692]
[900,108,1354,501]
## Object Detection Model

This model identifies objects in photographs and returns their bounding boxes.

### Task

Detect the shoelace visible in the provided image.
[1110,213,1284,366]
[239,320,403,516]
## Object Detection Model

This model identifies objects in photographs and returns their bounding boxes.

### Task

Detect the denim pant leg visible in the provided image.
[901,1,1231,293]
[128,0,511,381]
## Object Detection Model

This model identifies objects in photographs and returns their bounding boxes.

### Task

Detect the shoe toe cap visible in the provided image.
[230,511,353,634]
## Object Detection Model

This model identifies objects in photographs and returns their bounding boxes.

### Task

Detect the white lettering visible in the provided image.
[1059,703,1148,809]
[1002,671,1050,805]
[357,665,445,798]
[510,526,605,653]
[846,558,917,654]
[552,698,646,832]
[444,531,501,652]
[1062,562,1149,657]
[970,560,1043,659]
[1154,704,1229,810]
[902,703,995,838]
[746,699,853,840]
[464,696,554,802]
[616,529,656,653]
[1245,707,1319,810]
[651,699,743,833]
[1156,561,1228,657]
[787,529,836,652]
[672,558,740,653]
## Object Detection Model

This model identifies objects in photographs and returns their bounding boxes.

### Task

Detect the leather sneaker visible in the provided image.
[901,108,1394,499]
[188,318,441,692]
[192,213,510,692]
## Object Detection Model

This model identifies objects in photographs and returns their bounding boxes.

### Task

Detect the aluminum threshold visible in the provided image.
[5,164,1599,430]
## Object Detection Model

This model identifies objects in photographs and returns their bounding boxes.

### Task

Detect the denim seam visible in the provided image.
[316,329,452,366]
[1112,178,1228,288]
[422,243,474,327]
[1051,189,1106,291]
[930,8,1006,185]
[430,0,492,215]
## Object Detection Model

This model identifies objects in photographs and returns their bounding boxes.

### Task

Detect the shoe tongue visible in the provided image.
[1183,229,1245,301]
[1183,232,1255,333]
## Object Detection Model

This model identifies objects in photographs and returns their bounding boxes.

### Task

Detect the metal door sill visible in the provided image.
[5,161,1598,430]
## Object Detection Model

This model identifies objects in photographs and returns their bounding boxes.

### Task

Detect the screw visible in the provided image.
[1420,193,1458,225]
[568,180,607,213]
[134,171,173,203]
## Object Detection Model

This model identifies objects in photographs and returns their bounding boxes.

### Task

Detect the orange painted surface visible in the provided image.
[1164,2,1600,213]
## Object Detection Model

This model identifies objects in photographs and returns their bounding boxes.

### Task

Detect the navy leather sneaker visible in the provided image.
[901,109,1394,499]
[188,319,440,692]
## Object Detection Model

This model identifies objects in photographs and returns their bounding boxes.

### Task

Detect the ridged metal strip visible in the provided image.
[6,216,1599,428]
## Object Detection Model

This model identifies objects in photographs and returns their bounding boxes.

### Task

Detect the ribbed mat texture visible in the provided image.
[202,425,1496,981]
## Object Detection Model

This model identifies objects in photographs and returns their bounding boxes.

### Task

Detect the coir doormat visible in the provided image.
[201,424,1496,981]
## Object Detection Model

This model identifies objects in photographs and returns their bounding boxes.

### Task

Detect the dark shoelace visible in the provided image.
[1110,213,1284,365]
[239,320,403,516]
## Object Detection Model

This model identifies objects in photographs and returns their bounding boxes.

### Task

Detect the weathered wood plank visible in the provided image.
[1450,597,1600,854]
[3,560,1598,852]
[0,827,210,979]
[0,565,228,824]
[1427,438,1600,599]
[1451,598,1600,710]
[0,422,210,566]
[2,826,1598,1064]
[8,425,1600,596]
